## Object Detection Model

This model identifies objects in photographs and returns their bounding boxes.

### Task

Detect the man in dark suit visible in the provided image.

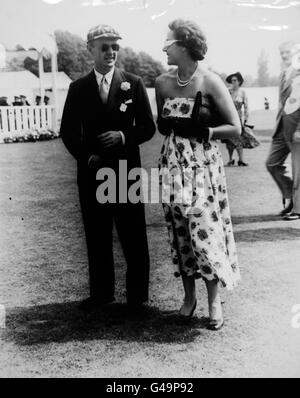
[60,24,156,311]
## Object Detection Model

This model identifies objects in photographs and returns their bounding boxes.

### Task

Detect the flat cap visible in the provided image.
[87,24,122,43]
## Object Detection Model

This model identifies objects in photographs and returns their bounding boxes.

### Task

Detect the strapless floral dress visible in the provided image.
[158,97,240,290]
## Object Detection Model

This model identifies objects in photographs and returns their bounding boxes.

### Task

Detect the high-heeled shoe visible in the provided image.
[179,299,197,319]
[238,160,248,167]
[208,296,224,330]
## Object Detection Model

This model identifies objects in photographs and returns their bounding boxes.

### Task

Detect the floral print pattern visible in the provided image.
[158,97,240,290]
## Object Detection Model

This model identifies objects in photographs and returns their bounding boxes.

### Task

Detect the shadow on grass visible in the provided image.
[232,214,281,224]
[2,302,208,346]
[148,214,283,229]
[234,227,300,242]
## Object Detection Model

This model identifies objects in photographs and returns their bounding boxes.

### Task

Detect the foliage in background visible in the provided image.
[253,50,278,87]
[15,30,166,87]
[6,33,280,88]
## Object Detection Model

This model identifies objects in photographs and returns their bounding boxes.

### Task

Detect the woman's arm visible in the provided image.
[206,73,241,140]
[155,76,165,117]
[242,89,249,123]
[155,75,172,136]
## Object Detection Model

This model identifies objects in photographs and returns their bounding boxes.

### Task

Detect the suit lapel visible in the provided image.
[282,68,297,96]
[106,68,125,113]
[279,69,295,108]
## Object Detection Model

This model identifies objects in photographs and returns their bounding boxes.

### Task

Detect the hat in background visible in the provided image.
[226,72,244,85]
[87,24,122,43]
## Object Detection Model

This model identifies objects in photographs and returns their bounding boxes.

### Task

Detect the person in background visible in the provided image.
[44,95,50,105]
[155,19,241,330]
[222,72,249,166]
[20,95,30,106]
[0,96,9,106]
[264,97,270,110]
[35,95,41,105]
[266,41,300,218]
[12,96,22,106]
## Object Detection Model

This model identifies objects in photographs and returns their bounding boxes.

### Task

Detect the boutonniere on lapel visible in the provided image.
[119,81,132,112]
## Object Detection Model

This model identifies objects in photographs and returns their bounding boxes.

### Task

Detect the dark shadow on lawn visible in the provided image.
[234,227,300,242]
[2,302,208,346]
[232,214,281,224]
[148,214,282,229]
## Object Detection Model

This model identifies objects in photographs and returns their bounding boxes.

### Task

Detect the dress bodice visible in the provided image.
[229,89,244,120]
[162,95,214,126]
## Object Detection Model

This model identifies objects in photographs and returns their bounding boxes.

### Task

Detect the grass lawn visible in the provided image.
[1,117,300,378]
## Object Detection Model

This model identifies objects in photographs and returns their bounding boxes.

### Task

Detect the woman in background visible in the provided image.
[223,72,249,166]
[155,19,241,330]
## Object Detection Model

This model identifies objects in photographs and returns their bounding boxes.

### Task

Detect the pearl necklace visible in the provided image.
[176,65,199,87]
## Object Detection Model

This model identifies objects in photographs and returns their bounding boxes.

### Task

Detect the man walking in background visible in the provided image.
[266,41,300,219]
[60,24,156,311]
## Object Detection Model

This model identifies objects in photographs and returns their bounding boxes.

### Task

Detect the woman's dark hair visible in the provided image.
[168,19,207,61]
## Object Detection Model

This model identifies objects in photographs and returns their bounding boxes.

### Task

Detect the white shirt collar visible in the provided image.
[94,67,115,86]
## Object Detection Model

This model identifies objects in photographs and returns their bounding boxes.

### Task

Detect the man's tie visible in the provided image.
[280,70,286,92]
[99,75,109,104]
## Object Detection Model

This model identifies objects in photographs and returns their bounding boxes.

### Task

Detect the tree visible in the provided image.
[117,47,141,75]
[256,50,270,87]
[54,30,93,81]
[138,51,165,87]
[117,47,165,87]
[7,30,166,86]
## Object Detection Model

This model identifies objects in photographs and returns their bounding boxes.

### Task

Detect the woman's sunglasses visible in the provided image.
[101,43,120,52]
[163,39,181,52]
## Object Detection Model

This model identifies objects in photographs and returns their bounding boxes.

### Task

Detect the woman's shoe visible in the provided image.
[208,296,224,330]
[238,160,248,166]
[179,299,197,319]
[226,160,235,166]
[280,199,293,216]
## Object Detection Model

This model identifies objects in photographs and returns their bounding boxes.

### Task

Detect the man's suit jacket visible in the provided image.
[273,68,299,138]
[282,69,300,143]
[60,68,156,183]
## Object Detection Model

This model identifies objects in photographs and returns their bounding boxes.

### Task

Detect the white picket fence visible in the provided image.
[0,106,55,142]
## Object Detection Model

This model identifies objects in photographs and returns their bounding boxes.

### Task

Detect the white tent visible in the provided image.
[0,71,40,103]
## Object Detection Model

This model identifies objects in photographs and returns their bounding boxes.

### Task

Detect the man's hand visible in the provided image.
[97,131,122,149]
[88,154,102,169]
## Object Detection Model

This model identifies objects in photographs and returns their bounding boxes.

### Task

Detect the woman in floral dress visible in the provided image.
[223,72,249,166]
[155,19,241,330]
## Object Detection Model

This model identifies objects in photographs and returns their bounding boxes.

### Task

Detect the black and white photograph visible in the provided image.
[0,0,300,380]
